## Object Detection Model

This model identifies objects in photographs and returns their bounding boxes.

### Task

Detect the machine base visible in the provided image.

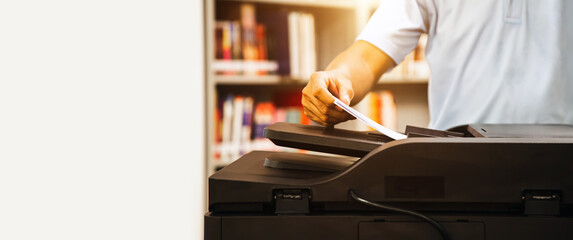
[205,213,573,240]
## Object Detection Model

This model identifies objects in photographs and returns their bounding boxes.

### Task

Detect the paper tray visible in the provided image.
[263,152,359,173]
[263,122,390,157]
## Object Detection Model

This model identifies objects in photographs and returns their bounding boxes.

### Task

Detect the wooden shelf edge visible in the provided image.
[214,75,309,85]
[219,0,356,9]
[214,74,428,85]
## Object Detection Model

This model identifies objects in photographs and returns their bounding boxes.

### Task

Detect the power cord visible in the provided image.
[349,190,451,240]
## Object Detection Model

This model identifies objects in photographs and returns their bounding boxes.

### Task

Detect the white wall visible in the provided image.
[0,0,205,239]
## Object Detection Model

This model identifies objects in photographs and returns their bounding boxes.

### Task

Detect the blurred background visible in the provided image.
[206,0,429,186]
[1,0,204,239]
[205,0,430,237]
[1,0,431,239]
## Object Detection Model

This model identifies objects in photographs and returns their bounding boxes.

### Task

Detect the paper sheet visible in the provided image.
[333,97,407,140]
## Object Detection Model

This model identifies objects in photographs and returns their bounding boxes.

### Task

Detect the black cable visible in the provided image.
[349,190,450,240]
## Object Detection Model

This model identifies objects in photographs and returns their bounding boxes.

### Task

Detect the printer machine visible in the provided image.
[205,122,573,240]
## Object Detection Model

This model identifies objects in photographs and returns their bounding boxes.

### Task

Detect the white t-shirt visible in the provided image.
[357,0,573,130]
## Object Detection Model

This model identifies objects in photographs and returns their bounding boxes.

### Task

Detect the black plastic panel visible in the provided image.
[263,122,389,157]
[205,214,573,240]
[467,124,573,138]
[359,221,484,240]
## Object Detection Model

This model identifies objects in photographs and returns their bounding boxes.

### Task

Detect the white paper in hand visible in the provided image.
[333,97,407,140]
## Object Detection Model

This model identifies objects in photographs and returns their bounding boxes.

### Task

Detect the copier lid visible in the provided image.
[263,122,390,157]
[264,123,573,157]
[463,124,573,138]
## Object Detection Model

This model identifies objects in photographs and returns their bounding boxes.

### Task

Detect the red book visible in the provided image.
[256,24,268,75]
[222,21,232,60]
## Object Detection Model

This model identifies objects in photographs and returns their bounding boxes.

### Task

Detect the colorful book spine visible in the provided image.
[287,12,316,81]
[241,96,254,154]
[222,21,232,61]
[214,4,283,76]
[220,95,234,163]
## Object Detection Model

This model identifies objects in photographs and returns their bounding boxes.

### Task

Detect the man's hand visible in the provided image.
[301,71,355,126]
[301,41,396,126]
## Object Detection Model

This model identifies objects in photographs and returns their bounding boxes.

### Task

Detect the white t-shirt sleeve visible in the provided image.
[356,0,428,64]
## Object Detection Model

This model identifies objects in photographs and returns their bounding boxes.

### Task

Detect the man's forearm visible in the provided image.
[325,40,396,105]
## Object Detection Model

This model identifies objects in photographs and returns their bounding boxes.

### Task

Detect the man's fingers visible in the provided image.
[339,87,353,106]
[303,106,349,126]
[336,78,354,105]
[302,98,352,124]
[303,71,356,125]
[303,107,327,126]
[312,85,336,108]
[301,97,327,123]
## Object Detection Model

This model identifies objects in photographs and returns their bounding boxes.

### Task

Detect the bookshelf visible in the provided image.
[221,0,357,9]
[204,0,430,176]
[215,74,429,85]
[215,75,297,85]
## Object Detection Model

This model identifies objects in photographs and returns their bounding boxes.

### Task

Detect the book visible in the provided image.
[230,96,244,161]
[241,3,258,64]
[220,95,234,163]
[241,96,254,154]
[214,4,281,76]
[256,24,268,75]
[254,102,275,139]
[288,12,300,80]
[215,91,311,162]
[214,7,317,80]
[222,21,232,61]
[231,21,242,60]
[288,12,317,81]
[214,92,222,160]
[299,13,316,81]
[214,22,223,60]
[258,9,290,75]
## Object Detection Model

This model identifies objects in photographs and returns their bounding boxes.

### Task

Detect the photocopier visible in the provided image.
[205,122,573,240]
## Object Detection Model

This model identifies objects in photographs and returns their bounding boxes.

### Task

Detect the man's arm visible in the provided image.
[301,40,396,126]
